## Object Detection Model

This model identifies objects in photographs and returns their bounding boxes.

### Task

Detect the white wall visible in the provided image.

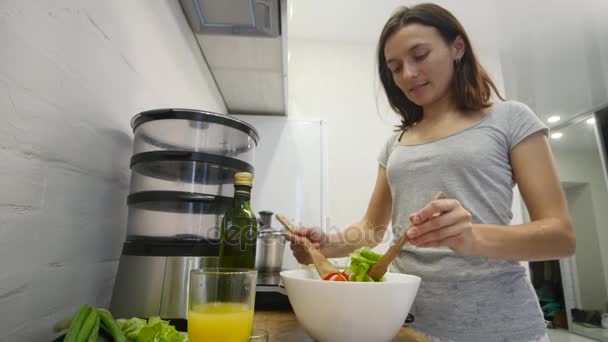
[287,40,397,251]
[554,148,608,306]
[286,1,510,254]
[0,1,225,341]
[233,115,324,270]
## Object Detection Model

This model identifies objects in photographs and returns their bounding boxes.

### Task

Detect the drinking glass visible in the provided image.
[188,268,257,342]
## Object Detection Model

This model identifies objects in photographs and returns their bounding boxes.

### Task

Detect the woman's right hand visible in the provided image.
[288,227,329,265]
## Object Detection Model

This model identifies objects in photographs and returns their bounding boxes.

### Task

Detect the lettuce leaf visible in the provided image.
[117,316,187,342]
[345,247,385,282]
[117,317,146,340]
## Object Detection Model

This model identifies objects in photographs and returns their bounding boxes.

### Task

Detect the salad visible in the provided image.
[322,247,385,282]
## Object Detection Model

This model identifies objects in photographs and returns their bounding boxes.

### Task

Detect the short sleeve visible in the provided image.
[508,102,549,150]
[378,132,400,167]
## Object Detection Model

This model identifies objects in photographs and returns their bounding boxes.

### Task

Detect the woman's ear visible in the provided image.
[452,35,465,61]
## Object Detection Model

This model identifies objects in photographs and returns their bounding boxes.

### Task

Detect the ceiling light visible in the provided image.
[551,132,563,139]
[586,117,596,125]
[547,116,561,123]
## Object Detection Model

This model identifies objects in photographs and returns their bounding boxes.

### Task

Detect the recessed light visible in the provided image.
[550,132,563,139]
[547,116,561,123]
[586,117,596,125]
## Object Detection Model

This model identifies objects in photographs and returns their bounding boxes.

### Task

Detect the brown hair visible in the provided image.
[377,3,504,130]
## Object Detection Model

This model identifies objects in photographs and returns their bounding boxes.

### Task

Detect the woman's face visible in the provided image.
[384,23,462,107]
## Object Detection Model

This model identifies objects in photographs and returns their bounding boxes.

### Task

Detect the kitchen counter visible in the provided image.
[253,310,428,342]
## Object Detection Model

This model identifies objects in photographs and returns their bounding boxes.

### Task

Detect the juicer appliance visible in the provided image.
[110,108,259,329]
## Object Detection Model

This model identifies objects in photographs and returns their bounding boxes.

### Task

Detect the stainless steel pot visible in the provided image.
[255,229,289,272]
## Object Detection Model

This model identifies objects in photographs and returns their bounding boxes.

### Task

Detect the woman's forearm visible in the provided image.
[322,220,387,258]
[471,217,575,261]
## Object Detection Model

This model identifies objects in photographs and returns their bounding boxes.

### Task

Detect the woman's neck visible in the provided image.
[420,93,459,125]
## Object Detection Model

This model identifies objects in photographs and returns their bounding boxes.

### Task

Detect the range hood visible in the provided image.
[180,0,287,116]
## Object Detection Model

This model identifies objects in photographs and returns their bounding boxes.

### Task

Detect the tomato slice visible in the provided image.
[322,272,349,281]
[322,272,340,281]
[333,273,348,281]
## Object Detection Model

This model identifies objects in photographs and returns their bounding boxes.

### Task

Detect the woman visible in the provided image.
[289,3,575,342]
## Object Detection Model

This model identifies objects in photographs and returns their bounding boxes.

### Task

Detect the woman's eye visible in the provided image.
[390,66,402,74]
[414,52,429,61]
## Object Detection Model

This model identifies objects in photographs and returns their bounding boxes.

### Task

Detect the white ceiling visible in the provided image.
[288,0,501,55]
[494,0,608,126]
[287,0,608,152]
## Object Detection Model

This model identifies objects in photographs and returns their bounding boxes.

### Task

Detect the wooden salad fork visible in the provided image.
[367,192,447,281]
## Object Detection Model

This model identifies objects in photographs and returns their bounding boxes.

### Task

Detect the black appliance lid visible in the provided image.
[127,191,233,213]
[131,108,259,144]
[131,151,254,184]
[122,236,220,256]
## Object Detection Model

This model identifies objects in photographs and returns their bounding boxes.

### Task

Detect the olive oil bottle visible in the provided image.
[219,172,258,269]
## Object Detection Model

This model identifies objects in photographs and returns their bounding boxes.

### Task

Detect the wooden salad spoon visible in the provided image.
[275,214,339,280]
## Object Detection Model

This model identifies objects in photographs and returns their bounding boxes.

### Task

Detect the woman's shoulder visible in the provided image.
[490,100,548,147]
[378,130,403,167]
[379,129,402,144]
[383,130,402,149]
[492,100,535,116]
[488,100,538,128]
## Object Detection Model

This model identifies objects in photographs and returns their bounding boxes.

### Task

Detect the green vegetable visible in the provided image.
[60,306,185,342]
[75,308,98,342]
[345,247,385,282]
[97,308,128,342]
[64,305,92,342]
[77,309,98,341]
[118,316,187,342]
[86,312,100,342]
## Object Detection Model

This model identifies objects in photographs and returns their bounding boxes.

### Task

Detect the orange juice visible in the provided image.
[188,302,254,342]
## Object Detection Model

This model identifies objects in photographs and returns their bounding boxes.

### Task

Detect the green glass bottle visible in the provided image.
[219,172,258,269]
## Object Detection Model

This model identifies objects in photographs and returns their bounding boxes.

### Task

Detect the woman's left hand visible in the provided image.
[406,198,477,255]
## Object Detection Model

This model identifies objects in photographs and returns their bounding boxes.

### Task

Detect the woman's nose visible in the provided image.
[401,63,419,79]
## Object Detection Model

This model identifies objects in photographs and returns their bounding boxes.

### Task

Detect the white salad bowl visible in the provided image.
[280,269,421,342]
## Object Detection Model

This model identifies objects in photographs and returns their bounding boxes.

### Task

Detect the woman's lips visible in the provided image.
[409,82,429,93]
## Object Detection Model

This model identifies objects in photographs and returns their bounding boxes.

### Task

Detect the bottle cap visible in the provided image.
[234,172,254,186]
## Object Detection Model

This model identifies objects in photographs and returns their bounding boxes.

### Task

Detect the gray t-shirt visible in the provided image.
[378,101,549,342]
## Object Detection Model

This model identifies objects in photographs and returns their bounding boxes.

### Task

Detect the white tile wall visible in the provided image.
[0,1,225,341]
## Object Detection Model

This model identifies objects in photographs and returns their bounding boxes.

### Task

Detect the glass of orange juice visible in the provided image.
[188,268,257,342]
